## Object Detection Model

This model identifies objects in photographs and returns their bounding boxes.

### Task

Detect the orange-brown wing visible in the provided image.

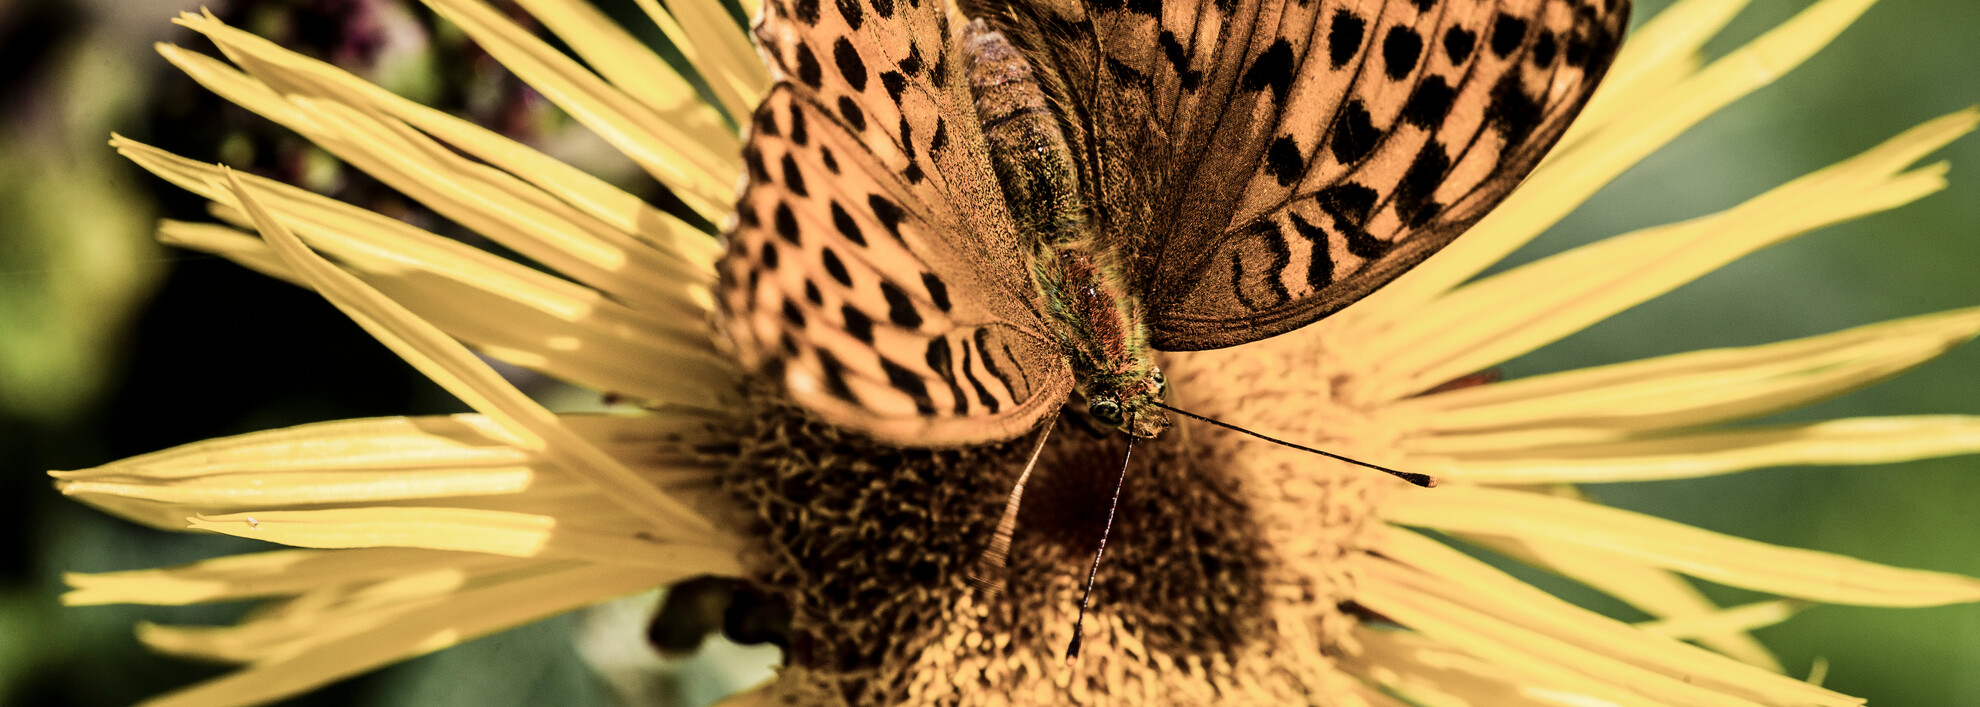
[718,0,1073,445]
[978,0,1629,351]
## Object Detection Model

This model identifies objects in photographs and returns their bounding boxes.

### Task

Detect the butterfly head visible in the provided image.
[1084,370,1171,439]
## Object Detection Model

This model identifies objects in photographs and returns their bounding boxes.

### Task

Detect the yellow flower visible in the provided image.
[55,0,1980,705]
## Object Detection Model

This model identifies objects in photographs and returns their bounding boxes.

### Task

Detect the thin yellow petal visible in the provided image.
[410,0,738,219]
[1382,485,1980,606]
[511,0,754,134]
[1339,0,1884,328]
[155,221,298,283]
[137,562,691,707]
[1467,532,1784,672]
[1394,307,1980,436]
[121,142,737,406]
[1365,528,1859,706]
[1563,0,1752,145]
[1356,110,1974,401]
[1422,416,1980,484]
[1344,627,1620,707]
[1637,600,1809,642]
[227,171,721,538]
[628,0,769,121]
[169,16,724,270]
[185,508,741,569]
[63,548,528,606]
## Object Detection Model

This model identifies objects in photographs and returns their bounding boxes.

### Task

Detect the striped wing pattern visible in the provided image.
[986,0,1629,350]
[720,0,1074,444]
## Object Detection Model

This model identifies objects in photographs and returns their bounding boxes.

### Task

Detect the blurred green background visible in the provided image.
[0,0,1972,705]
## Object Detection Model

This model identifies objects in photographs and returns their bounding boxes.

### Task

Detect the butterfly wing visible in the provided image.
[720,0,1074,445]
[978,0,1629,351]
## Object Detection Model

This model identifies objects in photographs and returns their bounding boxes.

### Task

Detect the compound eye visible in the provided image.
[1151,371,1167,396]
[1089,399,1123,427]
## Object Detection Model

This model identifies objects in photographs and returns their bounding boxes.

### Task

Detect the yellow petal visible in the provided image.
[1382,485,1980,606]
[227,171,721,538]
[136,562,693,707]
[1636,600,1809,642]
[1344,627,1626,707]
[63,548,527,606]
[1363,528,1859,707]
[1466,531,1784,672]
[1355,109,1974,402]
[121,142,737,407]
[511,0,756,135]
[1562,0,1752,146]
[184,508,741,569]
[409,0,738,219]
[1420,416,1980,484]
[1394,307,1980,437]
[628,0,769,121]
[1339,0,1885,328]
[168,12,725,270]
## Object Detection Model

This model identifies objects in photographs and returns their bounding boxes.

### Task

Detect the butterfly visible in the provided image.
[717,0,1629,446]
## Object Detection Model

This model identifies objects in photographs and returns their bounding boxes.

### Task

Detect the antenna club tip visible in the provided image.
[1064,633,1084,663]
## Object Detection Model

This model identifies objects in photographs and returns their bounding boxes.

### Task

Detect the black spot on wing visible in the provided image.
[820,145,840,174]
[880,70,906,103]
[834,0,863,30]
[774,202,801,243]
[1240,39,1296,101]
[1394,139,1451,229]
[929,117,949,154]
[921,272,951,311]
[925,338,969,415]
[816,349,857,402]
[837,96,867,132]
[1401,76,1455,129]
[821,246,852,285]
[1443,26,1475,64]
[872,0,894,19]
[758,240,780,269]
[900,44,923,76]
[880,280,923,328]
[841,304,874,343]
[781,299,806,327]
[833,38,868,92]
[1490,12,1526,59]
[1531,30,1557,67]
[1328,10,1365,69]
[795,44,823,88]
[753,108,780,138]
[779,153,808,196]
[881,357,933,414]
[1329,99,1381,164]
[867,194,904,241]
[1382,26,1422,80]
[1316,182,1377,225]
[793,0,820,24]
[803,279,823,304]
[1487,68,1542,146]
[957,343,999,413]
[1159,31,1203,91]
[1284,212,1335,290]
[1264,135,1304,187]
[743,145,770,184]
[788,105,809,145]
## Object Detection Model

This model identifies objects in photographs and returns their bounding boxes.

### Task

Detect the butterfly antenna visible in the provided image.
[1154,403,1436,488]
[970,412,1059,593]
[1066,437,1134,663]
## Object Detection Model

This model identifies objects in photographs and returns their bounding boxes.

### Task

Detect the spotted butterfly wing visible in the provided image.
[720,0,1628,443]
[973,0,1629,350]
[720,0,1075,444]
